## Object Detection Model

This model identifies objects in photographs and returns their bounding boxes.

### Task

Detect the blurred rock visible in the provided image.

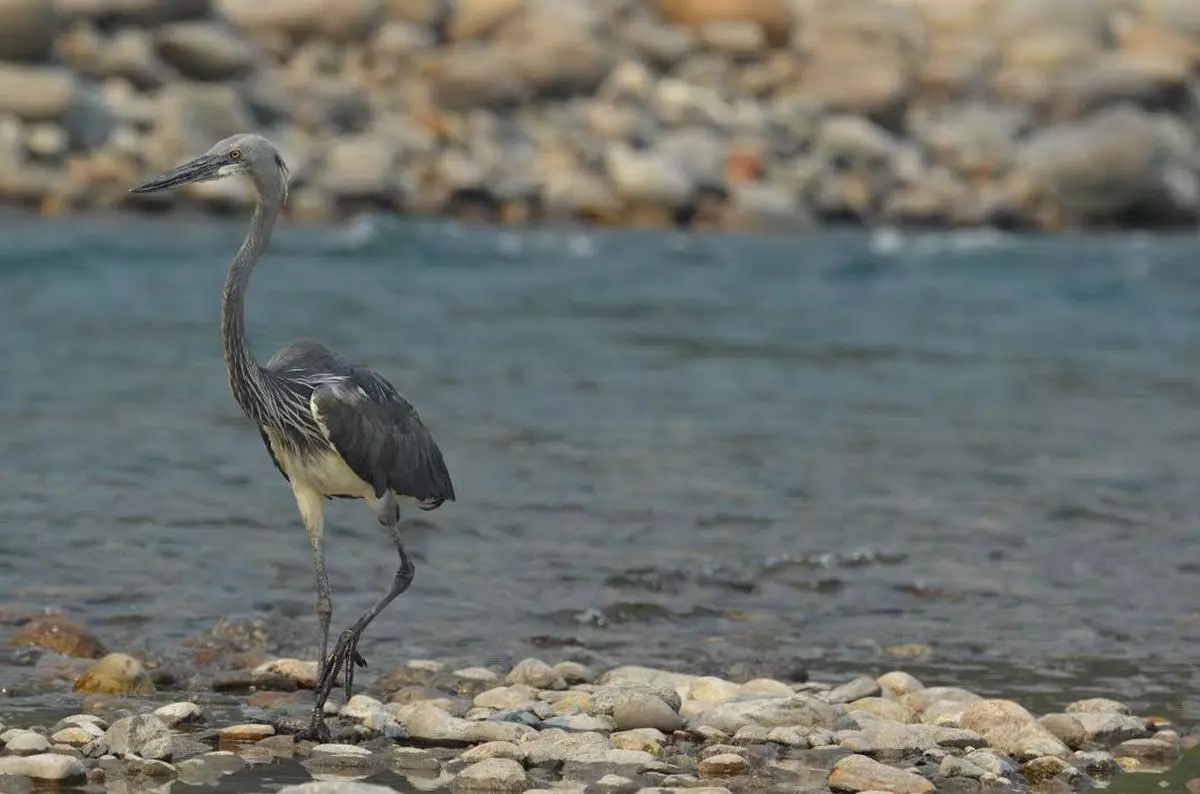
[216,0,383,43]
[1002,103,1199,227]
[657,0,792,47]
[73,653,156,695]
[154,21,258,81]
[0,67,80,124]
[58,0,211,25]
[7,615,104,658]
[0,0,58,61]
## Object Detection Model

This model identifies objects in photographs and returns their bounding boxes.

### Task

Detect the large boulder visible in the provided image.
[999,103,1199,227]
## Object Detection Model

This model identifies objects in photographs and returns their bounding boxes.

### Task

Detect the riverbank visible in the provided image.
[1,0,1200,232]
[0,613,1194,793]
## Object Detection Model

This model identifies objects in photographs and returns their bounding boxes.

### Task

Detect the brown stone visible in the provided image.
[8,616,106,658]
[656,0,792,47]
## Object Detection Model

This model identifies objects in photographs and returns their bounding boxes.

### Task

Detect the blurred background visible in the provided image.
[1,0,1200,746]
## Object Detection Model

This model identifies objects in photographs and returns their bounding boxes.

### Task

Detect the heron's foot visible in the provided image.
[295,713,331,744]
[315,627,368,705]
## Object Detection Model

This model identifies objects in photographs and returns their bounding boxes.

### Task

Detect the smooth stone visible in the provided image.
[690,694,841,734]
[765,726,809,748]
[521,730,653,770]
[390,747,440,771]
[688,677,744,704]
[51,726,101,747]
[3,731,51,755]
[1066,698,1131,715]
[474,685,538,710]
[218,724,276,741]
[554,662,595,684]
[0,753,87,784]
[1023,755,1086,786]
[848,698,911,724]
[394,702,535,744]
[278,782,411,794]
[939,755,989,779]
[1039,713,1085,749]
[505,658,567,690]
[341,694,387,720]
[542,714,617,733]
[611,728,665,756]
[828,677,882,704]
[254,658,318,688]
[828,753,934,794]
[590,684,683,715]
[960,699,1069,760]
[1113,738,1179,764]
[73,653,155,696]
[451,757,528,793]
[154,702,204,728]
[1072,711,1151,745]
[104,714,169,757]
[613,695,684,732]
[1072,749,1121,776]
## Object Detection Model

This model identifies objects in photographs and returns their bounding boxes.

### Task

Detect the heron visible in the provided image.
[130,133,456,741]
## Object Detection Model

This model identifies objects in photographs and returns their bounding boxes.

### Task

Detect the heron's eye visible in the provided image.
[229,150,241,160]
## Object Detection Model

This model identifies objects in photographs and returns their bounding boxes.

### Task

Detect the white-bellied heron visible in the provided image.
[130,134,456,740]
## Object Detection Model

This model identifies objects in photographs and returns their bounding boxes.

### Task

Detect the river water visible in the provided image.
[2,217,1199,734]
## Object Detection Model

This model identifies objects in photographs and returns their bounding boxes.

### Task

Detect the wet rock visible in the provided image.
[3,731,50,755]
[154,21,258,81]
[451,757,528,793]
[218,723,275,741]
[963,748,1018,777]
[153,702,204,728]
[1073,749,1121,776]
[697,752,750,778]
[105,714,169,757]
[51,724,103,747]
[73,653,155,696]
[342,694,387,720]
[0,753,87,784]
[960,699,1069,761]
[254,658,318,689]
[690,693,841,734]
[840,719,984,756]
[1114,737,1178,765]
[1038,713,1086,749]
[394,702,535,744]
[505,658,566,690]
[828,753,934,794]
[0,0,58,61]
[828,677,882,704]
[939,755,989,780]
[1024,754,1089,787]
[7,615,104,658]
[1073,710,1152,745]
[307,743,380,770]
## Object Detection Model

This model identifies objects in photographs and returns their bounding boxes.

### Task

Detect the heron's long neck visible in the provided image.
[222,197,280,423]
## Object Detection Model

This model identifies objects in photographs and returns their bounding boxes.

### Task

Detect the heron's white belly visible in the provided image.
[275,442,373,499]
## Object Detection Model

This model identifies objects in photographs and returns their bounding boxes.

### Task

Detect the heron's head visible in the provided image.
[130,133,290,202]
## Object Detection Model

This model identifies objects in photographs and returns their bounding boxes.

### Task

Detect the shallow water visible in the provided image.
[2,217,1199,730]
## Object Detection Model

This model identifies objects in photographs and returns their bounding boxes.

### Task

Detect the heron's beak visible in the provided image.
[129,153,224,194]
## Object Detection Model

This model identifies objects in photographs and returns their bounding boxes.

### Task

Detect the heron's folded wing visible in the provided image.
[309,377,453,504]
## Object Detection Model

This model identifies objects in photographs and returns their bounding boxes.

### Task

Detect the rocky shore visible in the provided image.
[1,0,1200,231]
[0,613,1195,794]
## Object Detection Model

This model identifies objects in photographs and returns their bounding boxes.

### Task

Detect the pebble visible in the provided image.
[218,724,276,741]
[827,676,882,704]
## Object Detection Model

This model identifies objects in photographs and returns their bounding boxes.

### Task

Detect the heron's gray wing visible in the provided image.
[309,373,455,507]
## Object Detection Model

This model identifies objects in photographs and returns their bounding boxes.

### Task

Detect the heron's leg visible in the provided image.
[314,495,413,709]
[293,486,334,742]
